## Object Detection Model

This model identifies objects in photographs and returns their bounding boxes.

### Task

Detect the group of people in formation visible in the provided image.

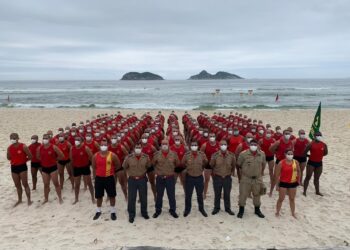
[7,110,328,222]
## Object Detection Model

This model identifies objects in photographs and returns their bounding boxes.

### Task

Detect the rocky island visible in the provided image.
[188,70,243,80]
[121,72,164,80]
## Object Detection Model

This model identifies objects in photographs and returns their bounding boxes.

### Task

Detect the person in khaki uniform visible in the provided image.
[123,143,152,223]
[152,139,180,218]
[236,139,266,218]
[182,141,208,217]
[210,140,236,216]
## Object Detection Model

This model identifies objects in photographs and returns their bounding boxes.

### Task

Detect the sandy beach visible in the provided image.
[0,108,349,250]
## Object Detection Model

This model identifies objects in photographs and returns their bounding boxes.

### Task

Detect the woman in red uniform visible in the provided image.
[303,131,328,196]
[70,136,94,204]
[28,134,41,190]
[7,133,33,207]
[270,149,300,218]
[170,135,188,190]
[293,129,310,185]
[37,134,65,204]
[109,134,129,201]
[259,129,275,183]
[269,130,294,165]
[56,133,73,190]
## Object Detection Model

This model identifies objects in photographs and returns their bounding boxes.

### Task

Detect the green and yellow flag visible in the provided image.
[309,102,321,140]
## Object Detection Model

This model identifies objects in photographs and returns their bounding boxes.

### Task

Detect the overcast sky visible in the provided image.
[0,0,350,80]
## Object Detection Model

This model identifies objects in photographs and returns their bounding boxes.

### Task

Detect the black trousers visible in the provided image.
[155,176,176,213]
[212,175,232,210]
[128,177,148,218]
[185,174,204,213]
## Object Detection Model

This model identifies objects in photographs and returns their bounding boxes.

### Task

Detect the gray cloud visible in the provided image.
[0,0,349,80]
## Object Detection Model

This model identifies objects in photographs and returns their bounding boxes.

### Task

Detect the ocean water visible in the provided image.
[0,79,349,110]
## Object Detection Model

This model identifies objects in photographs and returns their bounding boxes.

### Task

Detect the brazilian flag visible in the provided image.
[309,102,321,140]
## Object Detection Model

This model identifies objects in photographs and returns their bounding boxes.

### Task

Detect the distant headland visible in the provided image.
[188,70,243,80]
[121,72,164,80]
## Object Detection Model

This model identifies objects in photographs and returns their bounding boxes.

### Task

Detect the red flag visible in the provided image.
[275,94,279,102]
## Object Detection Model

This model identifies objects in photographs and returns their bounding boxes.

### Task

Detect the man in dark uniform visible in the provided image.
[123,143,152,223]
[236,139,266,219]
[182,141,208,217]
[152,139,180,218]
[210,140,236,215]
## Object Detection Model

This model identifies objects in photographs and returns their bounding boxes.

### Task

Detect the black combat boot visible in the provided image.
[254,206,265,218]
[237,206,244,218]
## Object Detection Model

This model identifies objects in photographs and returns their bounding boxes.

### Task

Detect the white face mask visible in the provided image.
[100,145,108,152]
[141,138,148,144]
[220,145,227,151]
[75,141,81,146]
[277,129,282,133]
[266,134,272,139]
[10,139,17,144]
[79,129,84,133]
[251,129,256,133]
[95,133,100,137]
[228,130,233,135]
[199,131,203,135]
[247,138,253,143]
[316,136,322,141]
[234,131,239,136]
[259,130,264,135]
[161,145,169,151]
[190,145,198,151]
[145,133,150,137]
[86,136,92,141]
[286,155,293,161]
[250,145,258,152]
[300,134,306,139]
[284,134,291,140]
[173,132,178,136]
[71,132,76,136]
[43,139,49,145]
[209,137,215,142]
[31,139,37,144]
[65,129,70,133]
[175,140,181,146]
[111,139,117,144]
[203,132,208,137]
[243,125,247,128]
[135,148,142,155]
[59,137,64,142]
[87,129,92,133]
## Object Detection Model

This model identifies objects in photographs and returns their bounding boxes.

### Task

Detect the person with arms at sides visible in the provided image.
[56,133,73,190]
[7,133,33,207]
[28,134,41,190]
[293,129,309,186]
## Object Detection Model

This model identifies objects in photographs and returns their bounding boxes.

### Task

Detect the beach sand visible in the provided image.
[0,108,349,250]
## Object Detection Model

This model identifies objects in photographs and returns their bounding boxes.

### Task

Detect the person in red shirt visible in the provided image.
[141,134,157,200]
[259,130,275,183]
[303,132,328,196]
[228,127,244,155]
[109,135,129,201]
[200,133,220,199]
[273,126,283,141]
[270,149,300,218]
[293,129,310,184]
[56,133,73,190]
[269,130,295,165]
[7,133,33,207]
[70,136,94,204]
[37,134,65,204]
[170,135,188,190]
[28,134,41,190]
[92,139,121,221]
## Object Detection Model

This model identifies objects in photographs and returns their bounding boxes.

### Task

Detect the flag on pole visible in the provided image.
[309,102,321,140]
[275,94,279,102]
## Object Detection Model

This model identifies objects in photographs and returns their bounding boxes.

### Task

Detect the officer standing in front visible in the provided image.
[210,140,236,216]
[152,139,180,218]
[123,143,152,223]
[182,141,208,217]
[236,139,266,218]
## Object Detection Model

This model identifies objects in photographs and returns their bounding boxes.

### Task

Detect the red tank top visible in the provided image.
[309,141,325,162]
[109,144,126,163]
[40,144,58,167]
[204,142,220,161]
[71,145,90,167]
[280,159,298,183]
[170,144,186,161]
[29,142,41,163]
[8,143,28,166]
[228,135,244,153]
[95,152,115,177]
[260,137,275,157]
[142,144,156,160]
[85,141,99,154]
[294,138,309,157]
[276,138,293,161]
[57,141,70,160]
